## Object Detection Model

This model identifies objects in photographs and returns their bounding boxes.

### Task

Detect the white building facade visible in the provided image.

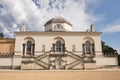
[13,17,118,70]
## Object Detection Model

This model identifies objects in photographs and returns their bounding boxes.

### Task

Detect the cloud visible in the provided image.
[0,22,14,37]
[0,0,100,37]
[101,20,120,33]
[115,47,120,54]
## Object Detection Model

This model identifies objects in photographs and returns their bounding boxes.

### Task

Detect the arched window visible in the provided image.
[52,37,65,52]
[23,37,35,56]
[56,41,61,51]
[27,41,32,54]
[86,41,90,52]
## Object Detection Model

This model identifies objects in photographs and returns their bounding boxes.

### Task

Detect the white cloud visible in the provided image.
[115,47,120,54]
[0,22,13,37]
[102,20,120,33]
[0,0,100,37]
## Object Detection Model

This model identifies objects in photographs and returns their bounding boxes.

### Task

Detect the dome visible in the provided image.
[44,17,72,26]
[44,17,73,32]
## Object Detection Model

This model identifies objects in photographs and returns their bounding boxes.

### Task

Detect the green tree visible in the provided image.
[0,33,4,38]
[102,41,118,54]
[118,55,120,66]
[102,41,119,66]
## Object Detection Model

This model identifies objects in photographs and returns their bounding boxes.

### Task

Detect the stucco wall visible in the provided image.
[15,32,102,56]
[95,57,118,65]
[0,58,12,66]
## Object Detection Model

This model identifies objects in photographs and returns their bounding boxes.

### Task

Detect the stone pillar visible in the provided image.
[61,44,65,51]
[84,45,86,56]
[82,44,84,56]
[53,44,55,51]
[92,44,95,56]
[23,44,25,56]
[61,44,63,51]
[90,44,92,56]
[63,44,65,51]
[32,44,35,55]
[55,57,61,70]
[24,44,26,55]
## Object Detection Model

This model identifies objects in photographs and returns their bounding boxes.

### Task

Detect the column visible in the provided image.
[53,44,55,51]
[61,44,63,51]
[32,44,35,55]
[82,44,84,56]
[23,44,25,56]
[25,44,27,56]
[92,44,95,56]
[63,44,65,51]
[84,45,86,56]
[61,44,65,51]
[90,44,92,56]
[30,44,33,56]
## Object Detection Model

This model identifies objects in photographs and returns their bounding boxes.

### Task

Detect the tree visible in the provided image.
[102,41,118,54]
[102,41,120,66]
[118,55,120,66]
[0,33,4,38]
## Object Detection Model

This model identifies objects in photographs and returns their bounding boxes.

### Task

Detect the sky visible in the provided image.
[0,0,120,53]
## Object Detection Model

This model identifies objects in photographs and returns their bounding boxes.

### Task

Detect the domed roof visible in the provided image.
[44,17,72,26]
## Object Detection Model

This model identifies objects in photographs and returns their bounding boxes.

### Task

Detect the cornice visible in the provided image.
[15,31,102,36]
[0,38,15,43]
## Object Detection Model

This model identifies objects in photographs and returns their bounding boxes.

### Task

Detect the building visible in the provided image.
[0,38,15,69]
[0,17,118,70]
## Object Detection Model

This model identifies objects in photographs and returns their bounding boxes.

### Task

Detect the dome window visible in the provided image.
[54,24,63,29]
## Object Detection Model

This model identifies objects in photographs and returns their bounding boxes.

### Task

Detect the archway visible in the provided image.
[23,37,35,56]
[82,37,95,56]
[52,37,65,52]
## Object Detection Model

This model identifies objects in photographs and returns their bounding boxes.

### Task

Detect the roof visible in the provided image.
[44,17,72,26]
[0,38,15,43]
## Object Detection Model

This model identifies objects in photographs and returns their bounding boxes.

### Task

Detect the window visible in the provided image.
[54,24,63,29]
[57,24,61,29]
[54,25,57,29]
[86,41,90,52]
[27,41,32,53]
[56,41,61,51]
[23,37,35,56]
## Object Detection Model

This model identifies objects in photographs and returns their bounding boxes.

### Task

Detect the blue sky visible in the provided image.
[93,0,120,53]
[0,0,120,53]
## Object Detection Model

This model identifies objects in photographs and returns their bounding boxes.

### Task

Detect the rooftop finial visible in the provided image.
[21,24,26,31]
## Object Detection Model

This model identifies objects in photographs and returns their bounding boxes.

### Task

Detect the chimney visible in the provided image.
[90,24,94,32]
[21,24,26,31]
